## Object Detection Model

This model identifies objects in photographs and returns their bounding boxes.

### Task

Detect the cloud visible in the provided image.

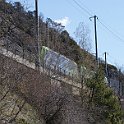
[55,17,71,27]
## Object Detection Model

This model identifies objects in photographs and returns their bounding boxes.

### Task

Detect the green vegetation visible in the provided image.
[86,67,123,123]
[0,0,124,123]
[17,119,30,124]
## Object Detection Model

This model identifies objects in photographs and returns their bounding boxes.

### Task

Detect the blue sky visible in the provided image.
[8,0,124,69]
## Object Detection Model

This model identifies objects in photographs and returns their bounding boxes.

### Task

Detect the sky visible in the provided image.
[7,0,124,69]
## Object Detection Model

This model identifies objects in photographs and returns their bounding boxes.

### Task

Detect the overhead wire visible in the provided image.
[66,0,92,19]
[67,0,124,44]
[98,19,124,43]
[65,0,124,66]
[77,0,94,16]
[71,0,92,17]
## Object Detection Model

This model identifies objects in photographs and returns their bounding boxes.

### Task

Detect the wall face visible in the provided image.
[0,85,45,124]
[0,53,85,123]
[0,46,81,85]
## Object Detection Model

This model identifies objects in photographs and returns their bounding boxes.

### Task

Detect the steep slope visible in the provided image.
[0,1,124,123]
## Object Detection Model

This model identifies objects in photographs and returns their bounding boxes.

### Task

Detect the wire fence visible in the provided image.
[0,36,82,84]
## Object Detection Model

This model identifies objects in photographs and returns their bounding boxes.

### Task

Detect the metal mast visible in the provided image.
[90,15,98,62]
[35,0,41,71]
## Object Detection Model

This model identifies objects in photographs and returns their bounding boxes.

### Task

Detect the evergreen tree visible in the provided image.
[86,67,123,123]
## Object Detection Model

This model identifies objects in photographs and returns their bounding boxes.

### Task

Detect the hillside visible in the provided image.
[0,0,124,124]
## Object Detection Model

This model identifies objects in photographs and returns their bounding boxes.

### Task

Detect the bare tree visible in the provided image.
[74,22,96,110]
[75,22,91,51]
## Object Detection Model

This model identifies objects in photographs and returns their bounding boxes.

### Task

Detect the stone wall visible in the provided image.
[0,52,90,124]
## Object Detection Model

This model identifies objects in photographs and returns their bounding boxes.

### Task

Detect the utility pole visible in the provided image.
[90,15,98,62]
[104,52,110,86]
[35,0,41,71]
[35,0,38,24]
[104,52,107,76]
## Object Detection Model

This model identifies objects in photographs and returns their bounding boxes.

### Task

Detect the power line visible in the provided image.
[72,0,92,17]
[66,0,124,69]
[98,19,124,43]
[77,0,93,15]
[67,0,124,44]
[76,0,124,43]
[66,0,92,19]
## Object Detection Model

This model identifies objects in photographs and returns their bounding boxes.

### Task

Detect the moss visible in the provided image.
[0,85,42,124]
[17,118,30,124]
